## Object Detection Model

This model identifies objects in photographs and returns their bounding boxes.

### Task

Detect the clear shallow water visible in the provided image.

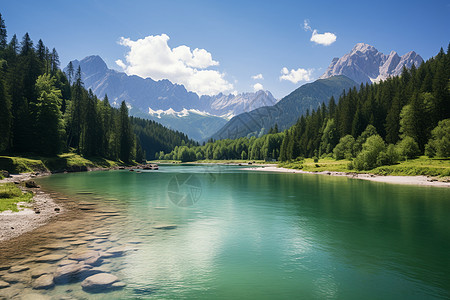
[3,165,450,299]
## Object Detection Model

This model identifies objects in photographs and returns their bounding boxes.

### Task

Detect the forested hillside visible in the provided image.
[278,45,449,168]
[161,45,450,170]
[0,14,195,161]
[211,75,356,140]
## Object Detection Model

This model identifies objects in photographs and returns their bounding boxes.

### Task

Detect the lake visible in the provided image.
[1,165,449,299]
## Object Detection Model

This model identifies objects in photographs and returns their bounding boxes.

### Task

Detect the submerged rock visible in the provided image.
[53,263,91,284]
[58,259,78,267]
[32,274,55,289]
[153,224,177,230]
[44,243,67,250]
[105,246,126,257]
[69,250,102,266]
[31,265,54,278]
[69,240,87,246]
[0,280,10,288]
[36,254,66,263]
[1,272,30,284]
[20,293,52,300]
[112,281,126,288]
[81,273,123,292]
[8,265,30,273]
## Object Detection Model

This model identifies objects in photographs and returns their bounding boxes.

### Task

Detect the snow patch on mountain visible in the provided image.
[148,107,214,119]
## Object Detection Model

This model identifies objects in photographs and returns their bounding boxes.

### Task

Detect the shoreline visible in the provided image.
[242,165,450,188]
[0,172,64,242]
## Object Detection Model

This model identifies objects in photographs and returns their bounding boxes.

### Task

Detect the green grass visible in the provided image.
[0,183,33,212]
[278,156,450,177]
[0,156,48,173]
[41,153,122,171]
[279,157,352,172]
[371,156,450,177]
[0,153,127,174]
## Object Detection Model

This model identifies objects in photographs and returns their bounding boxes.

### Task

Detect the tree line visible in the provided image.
[159,45,450,168]
[157,125,284,162]
[0,13,195,161]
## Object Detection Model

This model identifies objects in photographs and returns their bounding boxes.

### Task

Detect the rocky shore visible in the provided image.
[0,181,134,298]
[0,173,63,242]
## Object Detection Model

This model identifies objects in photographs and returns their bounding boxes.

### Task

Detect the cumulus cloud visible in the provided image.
[253,83,264,91]
[115,34,233,96]
[251,73,264,80]
[310,30,337,46]
[279,67,313,84]
[303,19,337,46]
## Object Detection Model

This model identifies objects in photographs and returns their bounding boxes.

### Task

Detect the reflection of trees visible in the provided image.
[230,172,450,296]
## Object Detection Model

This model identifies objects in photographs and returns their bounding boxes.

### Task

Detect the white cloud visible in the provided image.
[253,83,264,91]
[303,19,337,46]
[310,30,337,46]
[279,67,313,84]
[251,73,263,80]
[116,34,233,96]
[303,19,311,31]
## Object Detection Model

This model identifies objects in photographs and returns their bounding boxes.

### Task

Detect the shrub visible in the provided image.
[425,119,450,158]
[353,125,378,154]
[333,135,355,160]
[396,136,420,159]
[353,135,386,170]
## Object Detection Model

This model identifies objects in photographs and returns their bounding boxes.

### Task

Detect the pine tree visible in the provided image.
[0,78,12,152]
[36,39,45,62]
[20,33,33,56]
[7,34,18,57]
[66,61,74,84]
[67,66,84,152]
[119,101,132,162]
[0,13,7,51]
[50,48,59,74]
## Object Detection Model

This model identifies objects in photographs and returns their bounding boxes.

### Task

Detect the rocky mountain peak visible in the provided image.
[351,43,377,54]
[320,43,423,84]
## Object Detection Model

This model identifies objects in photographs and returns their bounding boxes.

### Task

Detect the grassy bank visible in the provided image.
[0,183,33,212]
[279,157,450,177]
[0,153,128,174]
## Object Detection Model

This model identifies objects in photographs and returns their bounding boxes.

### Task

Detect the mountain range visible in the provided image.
[211,75,357,140]
[67,43,422,142]
[320,43,423,84]
[66,56,276,140]
[211,43,424,140]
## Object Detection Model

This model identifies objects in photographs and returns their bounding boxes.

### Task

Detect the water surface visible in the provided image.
[2,165,449,299]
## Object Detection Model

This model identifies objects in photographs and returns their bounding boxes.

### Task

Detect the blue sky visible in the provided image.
[2,0,449,98]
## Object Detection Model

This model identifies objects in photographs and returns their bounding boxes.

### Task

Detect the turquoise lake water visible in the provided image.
[22,165,450,299]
